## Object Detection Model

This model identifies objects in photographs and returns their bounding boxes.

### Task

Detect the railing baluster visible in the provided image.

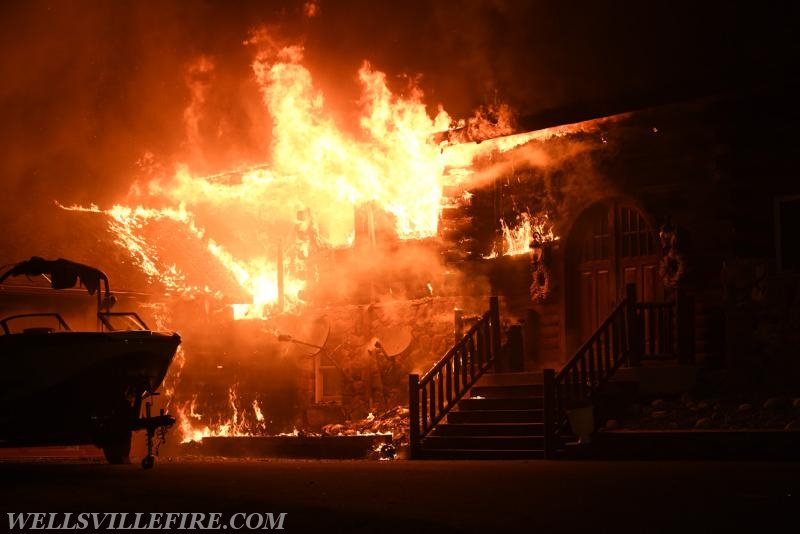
[619,313,625,361]
[452,346,460,394]
[588,344,596,391]
[437,372,444,414]
[428,381,436,431]
[484,321,491,370]
[579,357,587,397]
[484,322,492,369]
[420,383,428,433]
[610,315,619,367]
[602,329,608,378]
[543,368,556,459]
[409,374,420,458]
[461,345,469,386]
[668,303,675,356]
[489,296,501,363]
[469,335,477,379]
[445,358,453,409]
[571,365,580,402]
[475,326,484,370]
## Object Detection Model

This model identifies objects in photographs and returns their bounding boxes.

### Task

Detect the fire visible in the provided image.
[485,212,559,258]
[175,386,268,443]
[60,31,583,442]
[58,36,626,319]
[62,36,476,319]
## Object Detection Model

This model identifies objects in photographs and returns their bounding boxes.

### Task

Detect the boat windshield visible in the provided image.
[98,312,150,332]
[0,313,72,335]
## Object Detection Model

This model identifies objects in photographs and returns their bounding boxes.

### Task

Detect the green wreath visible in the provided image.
[659,251,685,289]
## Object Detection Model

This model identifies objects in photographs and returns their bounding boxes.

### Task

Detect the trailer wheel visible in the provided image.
[141,455,155,469]
[102,431,132,464]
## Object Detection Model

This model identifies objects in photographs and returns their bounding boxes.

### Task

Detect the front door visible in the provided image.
[566,201,662,351]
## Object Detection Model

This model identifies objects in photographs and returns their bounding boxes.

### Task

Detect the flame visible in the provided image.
[62,36,484,319]
[252,399,265,423]
[47,31,635,446]
[174,385,268,443]
[485,212,559,258]
[58,33,626,320]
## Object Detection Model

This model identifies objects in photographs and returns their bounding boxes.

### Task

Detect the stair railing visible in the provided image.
[635,289,694,363]
[408,296,501,459]
[542,283,637,458]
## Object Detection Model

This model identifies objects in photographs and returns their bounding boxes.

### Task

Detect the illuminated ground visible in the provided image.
[1,451,798,533]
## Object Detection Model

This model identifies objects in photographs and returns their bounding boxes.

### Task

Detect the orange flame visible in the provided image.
[60,33,585,322]
[174,385,268,443]
[485,212,559,258]
[64,37,472,319]
[52,31,631,442]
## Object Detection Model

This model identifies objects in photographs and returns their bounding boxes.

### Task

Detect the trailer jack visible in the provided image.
[132,401,175,469]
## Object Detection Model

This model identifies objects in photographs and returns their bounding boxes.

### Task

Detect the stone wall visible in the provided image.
[301,295,491,428]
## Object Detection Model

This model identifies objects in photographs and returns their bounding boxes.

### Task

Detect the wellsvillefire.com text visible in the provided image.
[8,512,287,530]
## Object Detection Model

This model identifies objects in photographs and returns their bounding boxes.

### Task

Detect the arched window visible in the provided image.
[619,206,657,258]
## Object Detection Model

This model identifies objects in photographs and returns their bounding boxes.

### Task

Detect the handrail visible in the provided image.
[543,286,637,458]
[634,301,675,359]
[408,296,501,458]
[554,299,630,411]
[543,283,687,458]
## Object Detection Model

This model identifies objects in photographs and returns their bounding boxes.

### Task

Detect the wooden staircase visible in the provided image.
[409,286,691,459]
[417,372,546,459]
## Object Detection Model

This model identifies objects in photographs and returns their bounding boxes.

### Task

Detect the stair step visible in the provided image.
[419,448,545,460]
[458,397,543,411]
[421,435,544,450]
[471,384,544,398]
[477,372,543,387]
[447,409,543,424]
[430,423,544,437]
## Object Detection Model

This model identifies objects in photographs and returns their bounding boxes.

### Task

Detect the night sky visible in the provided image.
[0,0,796,214]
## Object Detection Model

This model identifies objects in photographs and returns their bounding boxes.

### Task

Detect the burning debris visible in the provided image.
[321,406,409,444]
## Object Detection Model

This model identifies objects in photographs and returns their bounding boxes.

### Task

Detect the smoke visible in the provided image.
[0,1,781,210]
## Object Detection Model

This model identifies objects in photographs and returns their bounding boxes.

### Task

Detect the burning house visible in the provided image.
[2,8,798,459]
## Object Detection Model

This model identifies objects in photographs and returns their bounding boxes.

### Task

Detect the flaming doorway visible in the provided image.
[565,200,662,352]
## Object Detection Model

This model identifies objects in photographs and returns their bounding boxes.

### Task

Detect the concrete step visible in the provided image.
[419,448,545,460]
[471,384,544,398]
[430,422,544,437]
[447,409,543,424]
[421,435,545,450]
[458,396,543,411]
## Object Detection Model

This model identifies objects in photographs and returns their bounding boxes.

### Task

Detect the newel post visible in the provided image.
[676,290,695,364]
[625,283,642,367]
[408,374,421,459]
[489,296,501,365]
[542,368,556,459]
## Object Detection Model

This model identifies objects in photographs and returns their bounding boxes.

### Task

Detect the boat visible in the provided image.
[0,257,181,468]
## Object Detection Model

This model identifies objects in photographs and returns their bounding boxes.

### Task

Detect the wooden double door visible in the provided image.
[567,201,663,348]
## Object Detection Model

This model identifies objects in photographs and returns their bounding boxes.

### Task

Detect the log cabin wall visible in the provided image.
[446,84,800,381]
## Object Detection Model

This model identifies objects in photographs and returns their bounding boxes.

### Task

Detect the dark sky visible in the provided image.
[0,0,796,212]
